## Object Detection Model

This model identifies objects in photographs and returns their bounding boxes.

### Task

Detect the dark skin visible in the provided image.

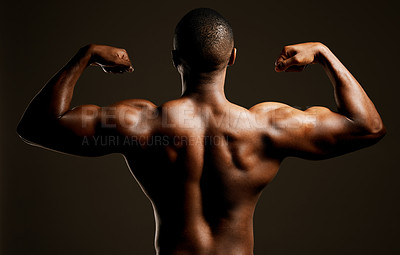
[17,42,385,254]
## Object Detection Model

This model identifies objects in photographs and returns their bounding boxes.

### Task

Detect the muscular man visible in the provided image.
[17,8,385,255]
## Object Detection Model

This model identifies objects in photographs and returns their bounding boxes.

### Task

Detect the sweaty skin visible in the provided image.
[17,42,385,255]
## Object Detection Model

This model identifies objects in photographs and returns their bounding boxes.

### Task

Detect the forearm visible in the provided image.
[318,45,385,134]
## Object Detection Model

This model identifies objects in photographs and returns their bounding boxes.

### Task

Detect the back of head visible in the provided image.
[174,8,234,72]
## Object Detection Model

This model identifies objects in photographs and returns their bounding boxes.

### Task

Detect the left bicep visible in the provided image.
[268,106,355,159]
[252,103,373,159]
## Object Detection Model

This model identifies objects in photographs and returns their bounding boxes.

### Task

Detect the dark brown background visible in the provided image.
[1,0,399,254]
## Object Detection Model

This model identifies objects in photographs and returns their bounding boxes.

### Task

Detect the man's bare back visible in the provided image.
[17,8,385,255]
[120,98,282,254]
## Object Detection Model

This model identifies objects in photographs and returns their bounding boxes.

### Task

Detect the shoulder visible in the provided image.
[157,98,197,117]
[249,102,331,124]
[249,102,320,134]
[158,98,193,109]
[111,99,157,110]
[156,98,204,133]
[249,101,293,116]
[109,99,158,119]
[250,102,331,115]
[102,99,158,135]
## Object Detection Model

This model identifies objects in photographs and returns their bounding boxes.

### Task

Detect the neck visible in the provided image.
[180,68,228,104]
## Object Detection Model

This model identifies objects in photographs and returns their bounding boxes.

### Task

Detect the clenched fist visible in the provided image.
[275,42,326,72]
[88,44,134,73]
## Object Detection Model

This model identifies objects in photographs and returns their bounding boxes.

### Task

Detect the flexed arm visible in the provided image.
[17,44,152,156]
[251,42,386,159]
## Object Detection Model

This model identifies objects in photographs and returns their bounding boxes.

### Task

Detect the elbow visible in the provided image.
[362,118,386,142]
[17,117,57,147]
[17,121,26,140]
[350,115,386,142]
[17,121,32,143]
[16,119,40,145]
[373,123,386,140]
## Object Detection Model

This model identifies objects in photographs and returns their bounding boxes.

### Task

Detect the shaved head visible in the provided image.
[173,8,234,72]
